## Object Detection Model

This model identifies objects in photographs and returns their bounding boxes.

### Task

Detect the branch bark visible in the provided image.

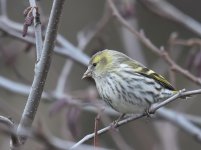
[0,116,19,148]
[139,0,201,37]
[0,17,89,65]
[107,0,201,86]
[28,0,43,62]
[15,0,65,146]
[70,88,201,149]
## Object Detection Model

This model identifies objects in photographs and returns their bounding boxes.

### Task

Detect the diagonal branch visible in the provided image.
[70,88,201,149]
[0,121,108,150]
[0,116,19,147]
[139,0,201,37]
[0,17,90,66]
[107,0,201,85]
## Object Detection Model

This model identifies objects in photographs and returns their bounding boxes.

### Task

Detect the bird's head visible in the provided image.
[82,49,129,79]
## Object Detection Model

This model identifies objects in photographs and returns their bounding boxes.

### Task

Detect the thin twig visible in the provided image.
[28,0,43,62]
[0,116,20,148]
[77,2,112,50]
[0,17,90,65]
[16,0,65,146]
[70,88,201,149]
[90,99,133,150]
[0,122,108,150]
[171,38,201,47]
[54,60,73,96]
[139,0,201,37]
[107,0,201,85]
[70,113,144,149]
[157,108,201,142]
[0,76,49,99]
[149,89,186,113]
[183,114,201,125]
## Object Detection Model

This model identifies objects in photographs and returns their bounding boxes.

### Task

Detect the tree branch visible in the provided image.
[16,0,65,146]
[0,17,90,66]
[0,76,49,99]
[0,121,108,150]
[28,0,43,61]
[107,0,201,85]
[0,116,19,148]
[70,88,201,149]
[139,0,201,37]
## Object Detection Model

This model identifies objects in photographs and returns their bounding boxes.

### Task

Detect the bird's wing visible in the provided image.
[128,61,176,91]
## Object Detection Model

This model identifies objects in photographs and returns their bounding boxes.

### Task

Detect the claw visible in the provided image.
[110,114,125,128]
[145,108,151,117]
[145,108,155,118]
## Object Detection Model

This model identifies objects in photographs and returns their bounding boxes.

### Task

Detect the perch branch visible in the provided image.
[70,89,201,149]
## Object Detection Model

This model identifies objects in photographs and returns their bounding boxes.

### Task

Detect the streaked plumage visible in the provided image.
[82,49,177,114]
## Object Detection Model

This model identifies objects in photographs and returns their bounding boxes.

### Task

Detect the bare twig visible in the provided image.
[0,122,108,150]
[16,0,65,146]
[28,0,43,61]
[70,88,201,149]
[56,34,90,65]
[0,116,14,128]
[98,111,133,150]
[70,113,143,149]
[183,114,201,125]
[0,116,19,148]
[77,3,112,51]
[54,60,73,96]
[171,38,201,47]
[154,35,179,150]
[0,17,90,65]
[0,76,49,99]
[139,0,201,37]
[0,75,117,116]
[107,0,201,85]
[157,108,201,142]
[149,89,186,113]
[116,0,146,64]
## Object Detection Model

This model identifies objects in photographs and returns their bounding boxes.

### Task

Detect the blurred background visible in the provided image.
[0,0,201,149]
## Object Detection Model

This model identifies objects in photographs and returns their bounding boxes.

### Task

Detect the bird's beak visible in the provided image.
[82,68,92,79]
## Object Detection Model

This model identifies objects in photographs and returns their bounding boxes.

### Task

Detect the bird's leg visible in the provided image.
[145,108,151,117]
[145,107,155,118]
[111,113,125,128]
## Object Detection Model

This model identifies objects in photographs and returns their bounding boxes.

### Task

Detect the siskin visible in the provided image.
[82,50,177,115]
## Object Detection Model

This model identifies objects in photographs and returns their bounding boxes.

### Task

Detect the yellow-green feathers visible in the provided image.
[126,57,175,91]
[90,50,112,67]
[133,67,175,91]
[89,49,175,91]
[84,49,178,114]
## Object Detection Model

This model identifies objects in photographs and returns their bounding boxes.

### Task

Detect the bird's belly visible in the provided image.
[95,73,174,114]
[108,97,147,114]
[99,87,149,114]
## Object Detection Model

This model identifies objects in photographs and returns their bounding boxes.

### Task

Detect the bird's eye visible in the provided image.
[92,63,97,67]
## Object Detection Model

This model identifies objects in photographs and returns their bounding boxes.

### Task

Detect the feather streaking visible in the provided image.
[82,49,177,114]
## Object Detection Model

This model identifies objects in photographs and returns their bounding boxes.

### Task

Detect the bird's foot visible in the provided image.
[145,108,154,118]
[110,114,125,129]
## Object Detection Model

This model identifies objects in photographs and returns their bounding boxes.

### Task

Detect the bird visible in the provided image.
[82,49,177,118]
